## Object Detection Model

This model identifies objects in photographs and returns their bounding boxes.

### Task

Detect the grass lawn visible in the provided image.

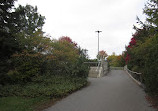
[0,96,50,111]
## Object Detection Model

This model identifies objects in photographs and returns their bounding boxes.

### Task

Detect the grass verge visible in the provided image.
[0,96,48,111]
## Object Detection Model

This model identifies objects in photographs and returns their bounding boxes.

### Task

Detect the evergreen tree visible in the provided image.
[0,0,18,58]
[0,0,19,84]
[144,0,158,28]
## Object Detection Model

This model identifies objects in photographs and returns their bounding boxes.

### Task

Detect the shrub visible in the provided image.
[0,75,88,98]
[143,36,158,93]
[127,35,158,93]
[7,50,44,83]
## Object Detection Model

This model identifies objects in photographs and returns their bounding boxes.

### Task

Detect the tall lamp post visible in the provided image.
[95,30,102,60]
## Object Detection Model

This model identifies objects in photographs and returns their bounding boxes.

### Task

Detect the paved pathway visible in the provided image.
[44,70,155,111]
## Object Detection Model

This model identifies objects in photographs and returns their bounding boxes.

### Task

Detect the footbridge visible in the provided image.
[85,59,109,78]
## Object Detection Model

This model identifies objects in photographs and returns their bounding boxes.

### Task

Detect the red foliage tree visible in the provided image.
[130,37,136,45]
[125,36,137,63]
[98,50,108,59]
[59,36,77,47]
[59,36,73,43]
[125,53,130,64]
[128,37,136,49]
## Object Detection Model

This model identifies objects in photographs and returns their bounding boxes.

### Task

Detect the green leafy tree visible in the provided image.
[14,5,45,35]
[0,1,46,84]
[0,0,19,58]
[0,0,21,84]
[7,30,53,83]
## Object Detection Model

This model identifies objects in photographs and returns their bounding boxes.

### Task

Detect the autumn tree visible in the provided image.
[124,0,158,93]
[107,53,124,67]
[100,50,108,58]
[97,50,108,60]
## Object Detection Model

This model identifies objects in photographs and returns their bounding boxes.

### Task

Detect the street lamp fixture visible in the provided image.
[95,30,102,60]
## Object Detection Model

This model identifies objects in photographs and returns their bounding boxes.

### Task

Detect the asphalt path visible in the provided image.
[44,70,155,111]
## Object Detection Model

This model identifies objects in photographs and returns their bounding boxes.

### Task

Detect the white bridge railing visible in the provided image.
[96,61,101,71]
[124,65,144,88]
[83,62,98,67]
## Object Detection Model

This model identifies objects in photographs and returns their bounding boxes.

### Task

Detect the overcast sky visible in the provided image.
[15,0,147,59]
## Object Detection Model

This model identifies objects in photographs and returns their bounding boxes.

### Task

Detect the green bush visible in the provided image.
[127,35,158,93]
[143,36,158,93]
[69,57,89,78]
[7,51,44,83]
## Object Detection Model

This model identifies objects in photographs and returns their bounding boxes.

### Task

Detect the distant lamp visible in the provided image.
[95,30,102,60]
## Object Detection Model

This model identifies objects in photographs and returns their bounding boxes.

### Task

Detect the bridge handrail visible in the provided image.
[124,65,143,84]
[96,61,101,71]
[84,62,98,64]
[125,67,142,75]
[84,62,98,67]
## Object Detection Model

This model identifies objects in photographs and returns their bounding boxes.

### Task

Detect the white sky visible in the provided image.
[15,0,147,59]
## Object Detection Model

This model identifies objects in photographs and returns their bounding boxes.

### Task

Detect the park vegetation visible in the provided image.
[107,52,125,67]
[0,0,89,110]
[124,0,158,94]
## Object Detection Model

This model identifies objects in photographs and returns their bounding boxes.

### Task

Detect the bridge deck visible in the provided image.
[44,70,155,111]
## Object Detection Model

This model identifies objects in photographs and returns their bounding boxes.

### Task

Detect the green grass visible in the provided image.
[0,96,48,111]
[0,75,88,111]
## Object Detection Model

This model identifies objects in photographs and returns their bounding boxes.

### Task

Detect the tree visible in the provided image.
[0,0,19,58]
[107,53,125,67]
[59,36,77,47]
[144,0,158,28]
[98,50,108,59]
[0,0,21,84]
[0,0,17,31]
[14,5,45,35]
[0,1,46,84]
[51,37,79,74]
[0,1,45,62]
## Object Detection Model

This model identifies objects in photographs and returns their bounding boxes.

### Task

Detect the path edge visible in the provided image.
[124,69,144,88]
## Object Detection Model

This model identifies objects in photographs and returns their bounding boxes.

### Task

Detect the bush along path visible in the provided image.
[122,0,158,108]
[0,1,90,111]
[124,0,158,95]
